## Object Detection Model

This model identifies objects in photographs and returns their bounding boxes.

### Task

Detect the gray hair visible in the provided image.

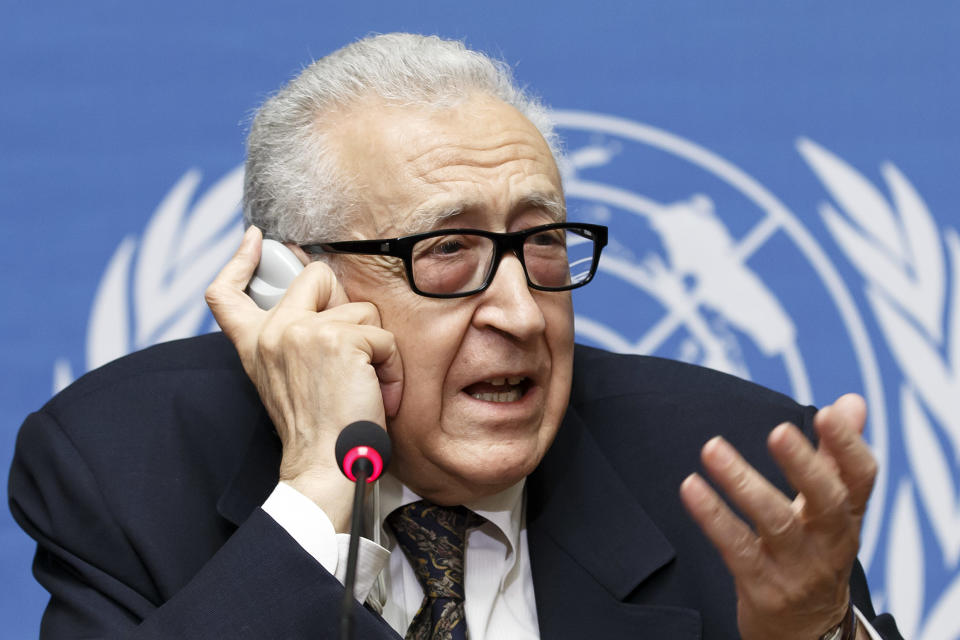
[243,33,559,243]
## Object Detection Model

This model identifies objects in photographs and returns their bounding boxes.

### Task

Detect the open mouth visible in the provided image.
[462,376,531,403]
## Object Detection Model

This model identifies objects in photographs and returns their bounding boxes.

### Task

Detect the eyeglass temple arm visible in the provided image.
[300,239,398,256]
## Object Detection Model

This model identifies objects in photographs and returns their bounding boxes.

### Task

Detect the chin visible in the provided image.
[447,435,549,494]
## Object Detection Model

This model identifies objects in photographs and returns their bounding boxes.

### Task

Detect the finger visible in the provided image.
[680,473,763,577]
[373,337,403,419]
[815,393,867,436]
[348,323,404,418]
[310,321,404,420]
[278,261,351,312]
[314,301,383,327]
[314,304,403,417]
[206,226,264,337]
[814,395,877,516]
[767,423,850,525]
[311,302,403,415]
[700,436,799,546]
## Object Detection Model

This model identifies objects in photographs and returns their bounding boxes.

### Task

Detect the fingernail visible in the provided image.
[680,473,706,498]
[773,423,798,451]
[708,436,734,465]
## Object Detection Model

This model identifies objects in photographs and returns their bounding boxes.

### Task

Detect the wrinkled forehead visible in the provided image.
[397,190,567,237]
[324,94,564,239]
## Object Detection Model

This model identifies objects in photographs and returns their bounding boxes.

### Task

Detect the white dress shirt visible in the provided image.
[262,479,882,640]
[263,476,539,639]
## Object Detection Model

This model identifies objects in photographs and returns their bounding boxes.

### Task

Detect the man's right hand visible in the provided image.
[205,226,403,531]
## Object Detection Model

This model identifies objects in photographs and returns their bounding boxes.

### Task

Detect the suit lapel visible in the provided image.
[527,405,701,639]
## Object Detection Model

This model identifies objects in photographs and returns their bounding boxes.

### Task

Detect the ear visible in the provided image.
[285,243,312,267]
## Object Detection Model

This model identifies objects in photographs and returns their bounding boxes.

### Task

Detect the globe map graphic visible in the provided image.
[553,110,888,570]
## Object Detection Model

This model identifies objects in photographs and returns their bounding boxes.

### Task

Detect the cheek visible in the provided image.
[386,305,469,412]
[545,295,575,355]
[544,295,576,407]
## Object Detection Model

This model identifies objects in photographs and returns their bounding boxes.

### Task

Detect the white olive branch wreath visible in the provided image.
[53,167,244,392]
[799,138,960,640]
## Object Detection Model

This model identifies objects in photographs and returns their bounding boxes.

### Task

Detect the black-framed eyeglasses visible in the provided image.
[301,222,608,298]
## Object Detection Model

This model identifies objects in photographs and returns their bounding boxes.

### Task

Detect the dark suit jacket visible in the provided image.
[9,333,902,638]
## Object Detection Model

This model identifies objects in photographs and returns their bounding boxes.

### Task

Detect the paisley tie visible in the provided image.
[386,501,484,640]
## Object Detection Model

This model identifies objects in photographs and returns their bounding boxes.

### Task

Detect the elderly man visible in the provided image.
[11,34,900,639]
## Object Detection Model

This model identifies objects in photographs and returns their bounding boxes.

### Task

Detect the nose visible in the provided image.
[472,253,546,340]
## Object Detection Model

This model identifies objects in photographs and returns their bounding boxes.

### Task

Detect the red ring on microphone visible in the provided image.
[342,446,384,483]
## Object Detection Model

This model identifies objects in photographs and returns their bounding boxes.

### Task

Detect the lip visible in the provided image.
[462,378,532,401]
[450,358,547,418]
[459,369,538,389]
[460,371,534,401]
[456,380,543,424]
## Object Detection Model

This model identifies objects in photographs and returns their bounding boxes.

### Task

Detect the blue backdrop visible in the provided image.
[2,2,958,637]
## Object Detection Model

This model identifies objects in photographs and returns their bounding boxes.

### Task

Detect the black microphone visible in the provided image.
[336,421,392,640]
[336,420,391,484]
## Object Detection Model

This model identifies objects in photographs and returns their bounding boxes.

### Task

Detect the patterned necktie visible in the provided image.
[386,501,484,640]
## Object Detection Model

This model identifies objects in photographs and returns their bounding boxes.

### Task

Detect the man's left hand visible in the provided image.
[680,393,876,640]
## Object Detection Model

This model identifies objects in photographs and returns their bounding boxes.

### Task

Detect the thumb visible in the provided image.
[205,226,263,340]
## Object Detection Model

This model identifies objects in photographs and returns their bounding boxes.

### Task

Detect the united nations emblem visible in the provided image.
[553,110,959,640]
[552,109,888,571]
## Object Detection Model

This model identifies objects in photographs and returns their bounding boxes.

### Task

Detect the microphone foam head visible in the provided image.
[335,421,392,482]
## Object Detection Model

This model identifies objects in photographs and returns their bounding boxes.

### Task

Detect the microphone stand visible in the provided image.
[335,420,390,640]
[340,457,372,640]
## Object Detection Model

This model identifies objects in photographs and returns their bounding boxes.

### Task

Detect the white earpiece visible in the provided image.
[247,239,304,310]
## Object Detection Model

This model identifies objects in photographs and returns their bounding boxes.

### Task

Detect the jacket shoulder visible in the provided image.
[572,343,804,412]
[27,333,263,489]
[44,332,246,413]
[569,344,816,484]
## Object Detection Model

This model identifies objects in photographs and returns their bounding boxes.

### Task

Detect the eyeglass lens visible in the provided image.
[410,227,596,295]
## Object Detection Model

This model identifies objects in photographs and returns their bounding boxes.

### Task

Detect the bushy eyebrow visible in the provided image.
[402,191,566,235]
[522,192,567,223]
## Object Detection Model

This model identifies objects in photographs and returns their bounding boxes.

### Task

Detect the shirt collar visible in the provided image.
[374,472,526,563]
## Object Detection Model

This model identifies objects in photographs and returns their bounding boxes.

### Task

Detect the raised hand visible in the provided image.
[680,394,876,640]
[205,227,403,530]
